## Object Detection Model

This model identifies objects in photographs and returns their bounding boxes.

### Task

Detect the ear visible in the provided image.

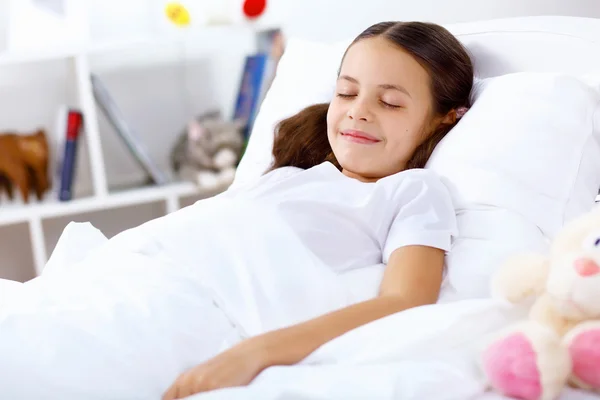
[440,110,457,126]
[188,120,206,141]
[428,110,457,136]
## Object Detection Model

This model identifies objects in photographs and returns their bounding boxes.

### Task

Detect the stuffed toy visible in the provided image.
[170,111,245,190]
[482,206,600,400]
[0,129,50,203]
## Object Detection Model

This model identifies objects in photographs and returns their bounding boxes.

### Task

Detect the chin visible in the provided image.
[339,163,382,181]
[334,147,394,180]
[339,157,368,173]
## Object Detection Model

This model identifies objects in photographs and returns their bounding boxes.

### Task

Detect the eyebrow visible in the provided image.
[338,75,412,98]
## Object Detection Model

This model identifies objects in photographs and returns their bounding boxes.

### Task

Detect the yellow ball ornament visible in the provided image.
[165,2,191,27]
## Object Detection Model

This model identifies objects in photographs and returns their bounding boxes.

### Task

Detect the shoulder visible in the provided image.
[384,168,457,234]
[382,168,454,203]
[381,169,458,257]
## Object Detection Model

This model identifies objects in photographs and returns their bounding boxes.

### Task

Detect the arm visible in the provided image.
[257,244,445,366]
[162,245,445,399]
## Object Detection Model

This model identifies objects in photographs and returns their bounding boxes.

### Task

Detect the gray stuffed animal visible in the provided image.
[170,111,246,189]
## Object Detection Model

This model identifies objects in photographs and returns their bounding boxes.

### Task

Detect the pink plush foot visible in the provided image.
[483,332,542,400]
[567,324,600,389]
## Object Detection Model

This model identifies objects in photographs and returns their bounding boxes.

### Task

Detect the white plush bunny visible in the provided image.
[482,206,600,400]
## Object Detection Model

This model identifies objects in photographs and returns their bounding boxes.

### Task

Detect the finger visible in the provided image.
[178,374,200,399]
[162,384,178,400]
[163,374,187,400]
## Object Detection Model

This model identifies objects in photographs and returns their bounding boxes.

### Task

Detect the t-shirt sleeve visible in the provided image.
[382,172,458,263]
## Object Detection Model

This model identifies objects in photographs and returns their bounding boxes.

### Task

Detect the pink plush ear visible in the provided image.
[188,120,205,141]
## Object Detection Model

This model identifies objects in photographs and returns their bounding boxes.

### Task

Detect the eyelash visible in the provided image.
[336,93,400,109]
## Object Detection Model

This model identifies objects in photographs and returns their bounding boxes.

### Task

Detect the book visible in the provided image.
[233,54,269,139]
[256,28,285,99]
[256,28,284,56]
[57,108,84,201]
[232,53,274,140]
[232,28,285,141]
[90,74,169,186]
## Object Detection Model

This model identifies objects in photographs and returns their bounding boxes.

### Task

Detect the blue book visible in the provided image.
[233,53,273,139]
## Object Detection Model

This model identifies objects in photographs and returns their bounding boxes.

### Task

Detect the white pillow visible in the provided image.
[430,73,600,297]
[428,72,600,239]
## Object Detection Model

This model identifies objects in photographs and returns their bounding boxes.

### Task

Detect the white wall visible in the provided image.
[274,0,600,41]
[86,0,600,44]
[0,0,599,280]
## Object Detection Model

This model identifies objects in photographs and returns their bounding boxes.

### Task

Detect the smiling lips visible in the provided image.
[340,129,381,144]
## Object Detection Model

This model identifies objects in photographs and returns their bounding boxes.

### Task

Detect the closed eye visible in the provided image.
[336,93,355,99]
[380,101,400,109]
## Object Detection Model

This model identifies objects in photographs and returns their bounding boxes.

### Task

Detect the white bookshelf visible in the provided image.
[0,0,280,280]
[0,34,248,279]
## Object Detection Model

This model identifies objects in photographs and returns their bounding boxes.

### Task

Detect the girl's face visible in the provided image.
[327,37,444,182]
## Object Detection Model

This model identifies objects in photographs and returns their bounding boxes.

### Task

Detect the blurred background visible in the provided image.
[0,0,598,282]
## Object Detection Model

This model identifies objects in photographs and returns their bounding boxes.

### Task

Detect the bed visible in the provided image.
[1,15,600,400]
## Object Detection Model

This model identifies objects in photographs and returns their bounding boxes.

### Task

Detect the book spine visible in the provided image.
[233,55,259,123]
[233,54,270,139]
[58,110,84,202]
[247,54,269,132]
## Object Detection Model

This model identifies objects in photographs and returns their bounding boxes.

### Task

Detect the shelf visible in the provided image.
[0,181,218,227]
[0,46,84,67]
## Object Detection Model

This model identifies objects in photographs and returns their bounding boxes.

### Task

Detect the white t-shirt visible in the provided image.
[228,162,457,265]
[109,162,458,337]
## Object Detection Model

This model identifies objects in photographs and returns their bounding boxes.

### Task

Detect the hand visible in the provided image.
[162,338,268,400]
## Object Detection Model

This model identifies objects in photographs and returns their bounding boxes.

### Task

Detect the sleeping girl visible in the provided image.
[0,20,474,400]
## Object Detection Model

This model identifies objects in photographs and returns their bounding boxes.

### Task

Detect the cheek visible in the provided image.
[382,118,422,149]
[326,103,343,134]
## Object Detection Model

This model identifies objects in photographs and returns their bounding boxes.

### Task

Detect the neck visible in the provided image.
[341,168,379,183]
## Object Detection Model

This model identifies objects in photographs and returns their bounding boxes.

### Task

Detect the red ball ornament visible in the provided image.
[243,0,267,19]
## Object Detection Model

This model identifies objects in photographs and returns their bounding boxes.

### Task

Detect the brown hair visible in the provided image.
[269,21,474,172]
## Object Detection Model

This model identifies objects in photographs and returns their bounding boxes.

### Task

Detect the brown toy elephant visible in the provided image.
[0,129,51,203]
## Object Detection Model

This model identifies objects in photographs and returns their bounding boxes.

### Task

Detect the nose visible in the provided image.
[574,258,600,277]
[347,100,371,122]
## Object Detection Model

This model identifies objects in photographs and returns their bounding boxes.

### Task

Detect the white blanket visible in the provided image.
[0,222,598,400]
[189,301,599,400]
